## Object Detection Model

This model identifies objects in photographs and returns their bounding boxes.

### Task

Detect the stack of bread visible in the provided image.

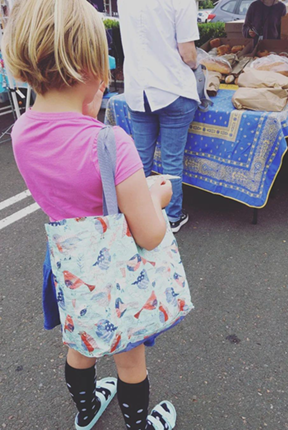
[232,68,288,112]
[199,39,251,88]
[209,38,245,56]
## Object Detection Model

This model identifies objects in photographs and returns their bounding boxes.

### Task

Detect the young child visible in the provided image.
[2,0,178,428]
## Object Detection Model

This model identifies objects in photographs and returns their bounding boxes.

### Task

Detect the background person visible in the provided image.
[243,0,287,46]
[118,0,200,233]
[87,0,104,11]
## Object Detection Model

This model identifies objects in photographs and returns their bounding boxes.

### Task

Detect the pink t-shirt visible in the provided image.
[11,110,143,221]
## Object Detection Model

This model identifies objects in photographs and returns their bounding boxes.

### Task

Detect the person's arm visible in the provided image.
[243,2,257,38]
[116,171,172,250]
[174,0,199,69]
[178,41,197,69]
[242,17,251,38]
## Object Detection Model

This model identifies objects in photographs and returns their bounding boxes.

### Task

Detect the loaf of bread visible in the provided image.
[256,61,288,76]
[210,38,221,48]
[225,75,235,84]
[251,54,288,77]
[200,57,232,74]
[217,45,231,56]
[231,45,244,54]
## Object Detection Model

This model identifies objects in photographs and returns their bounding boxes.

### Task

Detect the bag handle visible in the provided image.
[97,126,119,216]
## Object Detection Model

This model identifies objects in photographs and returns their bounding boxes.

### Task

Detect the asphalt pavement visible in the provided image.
[1,110,288,430]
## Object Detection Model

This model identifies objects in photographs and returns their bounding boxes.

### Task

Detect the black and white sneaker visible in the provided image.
[146,401,177,429]
[169,212,189,233]
[75,378,117,430]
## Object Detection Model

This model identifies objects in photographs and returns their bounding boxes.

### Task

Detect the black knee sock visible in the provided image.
[117,376,149,430]
[65,361,100,427]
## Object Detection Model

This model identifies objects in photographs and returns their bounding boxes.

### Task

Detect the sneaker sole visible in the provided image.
[171,214,189,233]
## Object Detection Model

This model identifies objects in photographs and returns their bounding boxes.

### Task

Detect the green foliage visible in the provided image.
[196,22,226,47]
[199,0,214,9]
[103,19,120,29]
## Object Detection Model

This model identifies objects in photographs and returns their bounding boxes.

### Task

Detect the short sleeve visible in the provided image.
[174,0,199,43]
[113,126,143,185]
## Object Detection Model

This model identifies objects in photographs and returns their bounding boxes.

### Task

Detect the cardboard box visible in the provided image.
[225,20,244,37]
[201,37,253,57]
[281,14,288,40]
[227,32,244,39]
[252,39,288,56]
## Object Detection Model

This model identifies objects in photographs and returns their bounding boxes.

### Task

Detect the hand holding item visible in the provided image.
[82,81,106,118]
[248,29,257,38]
[149,177,173,209]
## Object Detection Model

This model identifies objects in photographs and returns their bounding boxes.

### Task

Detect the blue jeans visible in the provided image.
[129,95,198,222]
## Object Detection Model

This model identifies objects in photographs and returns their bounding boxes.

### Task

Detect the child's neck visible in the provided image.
[32,85,85,113]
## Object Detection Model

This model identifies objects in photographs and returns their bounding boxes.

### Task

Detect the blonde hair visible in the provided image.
[1,0,109,94]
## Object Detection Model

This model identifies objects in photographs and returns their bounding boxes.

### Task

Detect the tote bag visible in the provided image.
[45,126,193,358]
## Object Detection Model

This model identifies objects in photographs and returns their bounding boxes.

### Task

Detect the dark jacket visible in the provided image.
[243,0,286,46]
[87,0,104,11]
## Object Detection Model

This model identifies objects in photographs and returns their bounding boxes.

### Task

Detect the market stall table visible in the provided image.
[104,89,288,213]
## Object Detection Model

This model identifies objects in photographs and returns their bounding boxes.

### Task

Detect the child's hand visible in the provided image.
[150,178,173,209]
[82,82,106,118]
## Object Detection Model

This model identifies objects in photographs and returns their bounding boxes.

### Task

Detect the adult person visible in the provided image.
[243,0,287,46]
[118,0,200,233]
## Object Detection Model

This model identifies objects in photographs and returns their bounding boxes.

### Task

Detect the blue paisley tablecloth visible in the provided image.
[104,90,288,208]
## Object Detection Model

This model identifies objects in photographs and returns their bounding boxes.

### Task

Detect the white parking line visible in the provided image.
[0,189,31,211]
[0,202,40,230]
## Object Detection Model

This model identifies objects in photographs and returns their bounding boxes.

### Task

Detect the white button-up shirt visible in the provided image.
[118,0,200,112]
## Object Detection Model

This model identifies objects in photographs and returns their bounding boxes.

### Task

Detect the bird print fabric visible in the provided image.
[45,211,193,358]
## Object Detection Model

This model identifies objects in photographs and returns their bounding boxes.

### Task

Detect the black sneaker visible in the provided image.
[169,212,189,233]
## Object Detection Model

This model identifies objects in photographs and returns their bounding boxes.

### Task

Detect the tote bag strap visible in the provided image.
[97,126,119,216]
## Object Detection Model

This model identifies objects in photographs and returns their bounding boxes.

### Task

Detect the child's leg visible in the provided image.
[66,349,99,427]
[67,347,97,369]
[114,344,149,430]
[66,348,116,429]
[114,345,177,430]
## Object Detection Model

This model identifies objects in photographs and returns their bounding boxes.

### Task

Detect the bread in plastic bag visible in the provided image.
[250,55,288,77]
[208,48,218,57]
[238,68,288,89]
[197,48,232,75]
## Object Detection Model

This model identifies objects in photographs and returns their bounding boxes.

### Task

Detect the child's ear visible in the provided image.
[99,81,106,93]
